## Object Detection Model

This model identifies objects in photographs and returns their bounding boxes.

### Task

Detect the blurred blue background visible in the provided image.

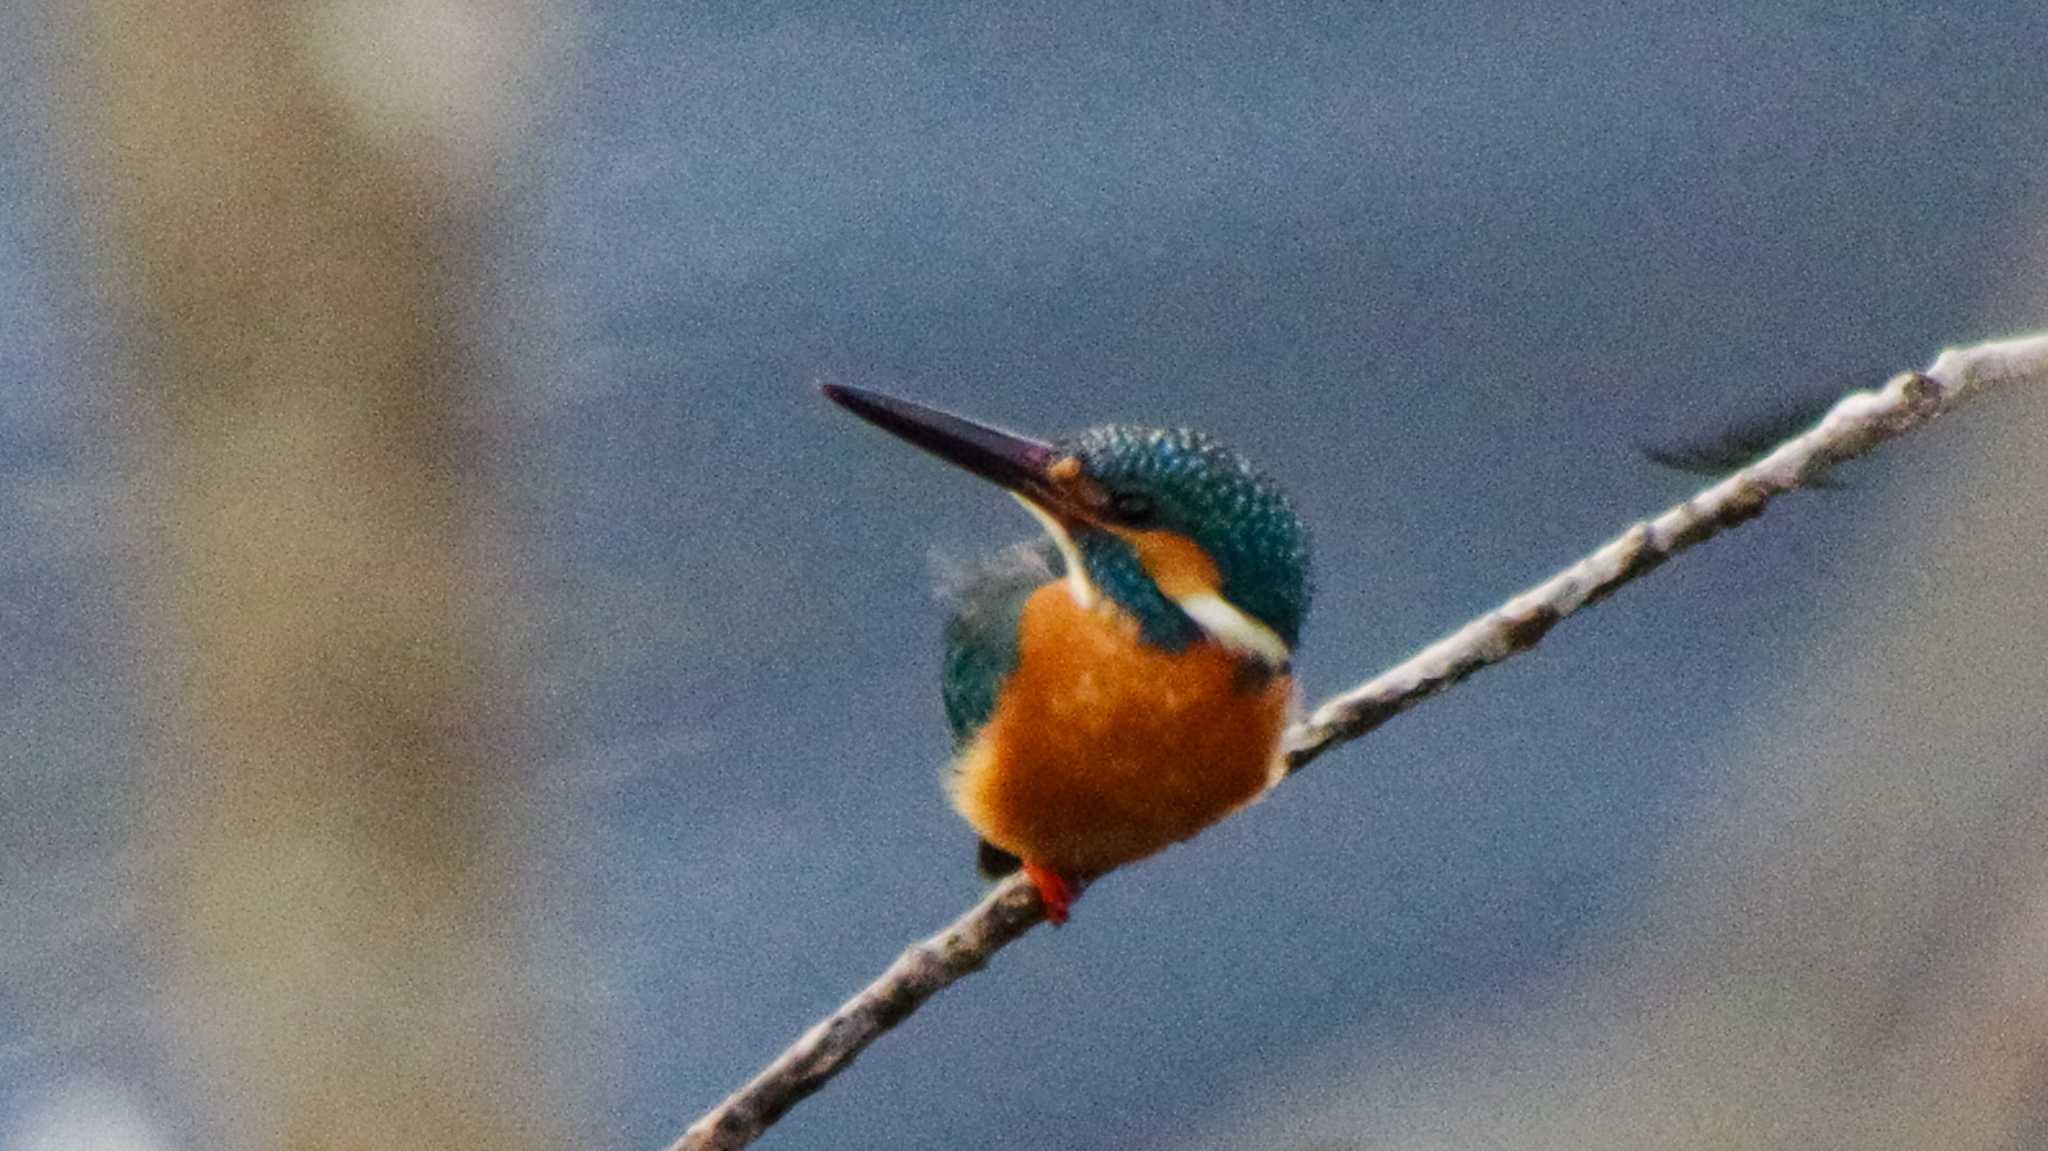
[6,4,2048,1149]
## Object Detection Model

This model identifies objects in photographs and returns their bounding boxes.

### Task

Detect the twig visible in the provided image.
[670,332,2048,1151]
[1285,333,2048,770]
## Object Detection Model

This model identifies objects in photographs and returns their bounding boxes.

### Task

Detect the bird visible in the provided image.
[822,383,1312,924]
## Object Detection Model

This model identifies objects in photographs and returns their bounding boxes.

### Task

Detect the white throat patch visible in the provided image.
[1013,495,1098,609]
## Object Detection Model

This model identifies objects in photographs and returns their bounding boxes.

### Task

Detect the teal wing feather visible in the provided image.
[938,539,1063,879]
[938,538,1062,750]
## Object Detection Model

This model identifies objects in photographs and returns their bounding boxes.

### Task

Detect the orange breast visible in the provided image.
[949,583,1294,875]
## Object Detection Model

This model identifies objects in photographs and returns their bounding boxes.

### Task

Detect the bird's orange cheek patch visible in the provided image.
[1114,528,1219,600]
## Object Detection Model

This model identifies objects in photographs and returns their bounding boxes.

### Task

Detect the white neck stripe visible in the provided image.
[1174,591,1291,667]
[1014,497,1290,666]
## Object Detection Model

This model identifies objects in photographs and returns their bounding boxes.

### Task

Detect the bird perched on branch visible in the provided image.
[823,385,1312,923]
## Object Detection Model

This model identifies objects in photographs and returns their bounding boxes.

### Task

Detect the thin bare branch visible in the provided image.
[672,331,2048,1151]
[1287,332,2048,770]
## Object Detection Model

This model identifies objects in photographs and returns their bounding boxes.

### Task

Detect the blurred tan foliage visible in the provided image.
[72,2,560,1148]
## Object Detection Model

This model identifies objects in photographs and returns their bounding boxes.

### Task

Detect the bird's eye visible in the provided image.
[1109,490,1157,525]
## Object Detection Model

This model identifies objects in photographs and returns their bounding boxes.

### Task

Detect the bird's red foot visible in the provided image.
[1023,860,1076,925]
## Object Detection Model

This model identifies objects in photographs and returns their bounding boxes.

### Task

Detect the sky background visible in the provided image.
[6,4,2048,1149]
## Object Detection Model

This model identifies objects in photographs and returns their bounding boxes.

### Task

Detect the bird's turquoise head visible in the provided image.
[824,385,1311,665]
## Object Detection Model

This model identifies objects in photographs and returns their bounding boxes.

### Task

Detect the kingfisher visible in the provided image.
[823,384,1312,924]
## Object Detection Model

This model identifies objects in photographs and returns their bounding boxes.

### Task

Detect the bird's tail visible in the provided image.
[976,839,1022,879]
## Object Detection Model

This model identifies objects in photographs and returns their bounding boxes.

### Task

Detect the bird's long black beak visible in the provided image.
[822,383,1093,515]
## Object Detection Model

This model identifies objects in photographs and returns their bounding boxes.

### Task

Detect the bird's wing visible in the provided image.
[936,538,1063,750]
